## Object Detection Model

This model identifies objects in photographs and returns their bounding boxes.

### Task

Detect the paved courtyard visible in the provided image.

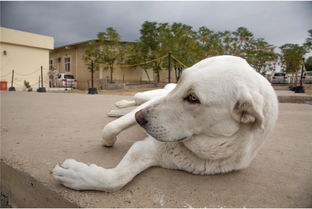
[1,91,312,207]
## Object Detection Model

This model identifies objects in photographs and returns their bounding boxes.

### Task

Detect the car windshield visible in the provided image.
[64,75,75,79]
[274,73,285,76]
[306,72,312,76]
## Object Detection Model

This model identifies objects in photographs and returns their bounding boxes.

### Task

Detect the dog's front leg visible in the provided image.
[53,137,159,192]
[102,110,137,147]
[102,96,165,147]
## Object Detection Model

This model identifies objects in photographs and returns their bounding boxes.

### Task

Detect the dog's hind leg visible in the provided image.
[114,85,176,110]
[115,99,137,108]
[53,137,160,192]
[102,96,164,147]
[107,108,134,118]
[114,90,162,109]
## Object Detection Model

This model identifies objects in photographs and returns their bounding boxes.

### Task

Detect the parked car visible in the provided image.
[270,72,288,84]
[303,71,312,84]
[55,73,77,88]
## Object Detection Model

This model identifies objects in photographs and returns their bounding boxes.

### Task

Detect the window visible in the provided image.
[64,57,70,72]
[49,59,54,69]
[274,73,285,77]
[64,75,75,79]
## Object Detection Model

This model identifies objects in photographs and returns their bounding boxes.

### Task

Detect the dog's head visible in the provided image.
[135,56,266,145]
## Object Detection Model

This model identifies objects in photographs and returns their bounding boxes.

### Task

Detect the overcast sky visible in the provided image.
[1,1,312,49]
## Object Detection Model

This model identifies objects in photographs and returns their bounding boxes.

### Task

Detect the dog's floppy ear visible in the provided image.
[232,87,264,129]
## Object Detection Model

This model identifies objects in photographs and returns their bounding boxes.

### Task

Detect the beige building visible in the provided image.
[50,40,178,90]
[0,27,54,90]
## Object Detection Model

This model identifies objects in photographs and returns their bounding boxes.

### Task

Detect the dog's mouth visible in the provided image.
[153,135,190,143]
[135,110,192,143]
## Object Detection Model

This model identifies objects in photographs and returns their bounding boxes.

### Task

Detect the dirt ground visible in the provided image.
[1,91,312,207]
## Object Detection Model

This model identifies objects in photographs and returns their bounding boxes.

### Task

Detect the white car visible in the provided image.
[270,72,288,84]
[55,73,77,88]
[303,71,312,84]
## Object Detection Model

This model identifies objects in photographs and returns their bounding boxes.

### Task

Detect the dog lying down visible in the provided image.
[53,55,278,192]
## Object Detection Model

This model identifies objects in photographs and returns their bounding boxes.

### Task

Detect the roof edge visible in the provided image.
[54,39,136,50]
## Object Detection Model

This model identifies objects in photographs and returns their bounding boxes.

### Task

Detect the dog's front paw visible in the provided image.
[101,124,118,147]
[53,159,119,192]
[53,159,97,190]
[101,136,117,147]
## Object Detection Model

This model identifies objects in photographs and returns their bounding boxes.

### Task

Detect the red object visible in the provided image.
[62,79,67,82]
[0,81,8,91]
[73,80,77,82]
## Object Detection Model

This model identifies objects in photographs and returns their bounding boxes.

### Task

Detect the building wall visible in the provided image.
[50,43,164,90]
[50,44,99,89]
[1,43,50,88]
[0,27,54,90]
[1,27,53,50]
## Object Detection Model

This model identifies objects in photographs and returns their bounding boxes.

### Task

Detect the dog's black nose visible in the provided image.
[135,110,148,127]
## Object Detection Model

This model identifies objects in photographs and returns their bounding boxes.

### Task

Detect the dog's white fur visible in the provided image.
[53,55,278,192]
[107,83,176,117]
[115,83,177,109]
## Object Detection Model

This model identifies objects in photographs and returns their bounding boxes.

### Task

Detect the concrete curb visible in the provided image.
[277,94,312,104]
[1,159,78,208]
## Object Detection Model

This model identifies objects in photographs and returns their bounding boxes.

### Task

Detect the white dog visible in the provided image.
[53,55,278,192]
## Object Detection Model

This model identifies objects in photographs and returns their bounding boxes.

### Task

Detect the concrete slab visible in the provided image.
[1,92,312,207]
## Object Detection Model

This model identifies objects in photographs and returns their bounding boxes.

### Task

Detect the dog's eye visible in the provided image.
[184,93,200,104]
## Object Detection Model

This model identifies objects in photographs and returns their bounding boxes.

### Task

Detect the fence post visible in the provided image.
[37,66,46,92]
[8,69,16,91]
[168,52,172,83]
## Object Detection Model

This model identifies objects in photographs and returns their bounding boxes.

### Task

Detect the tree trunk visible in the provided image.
[174,67,178,82]
[157,71,160,83]
[143,69,151,82]
[177,67,183,81]
[110,66,113,83]
[294,70,298,87]
[290,72,295,89]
